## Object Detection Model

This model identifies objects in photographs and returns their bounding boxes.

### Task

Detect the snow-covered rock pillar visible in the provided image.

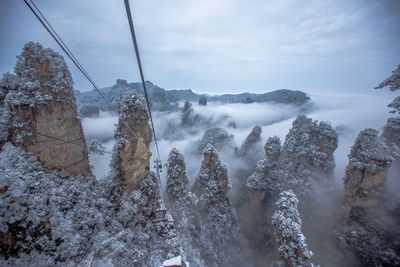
[113,92,152,191]
[0,42,91,176]
[272,190,314,267]
[343,128,393,216]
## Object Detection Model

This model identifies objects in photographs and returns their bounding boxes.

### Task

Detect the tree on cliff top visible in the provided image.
[375,65,400,114]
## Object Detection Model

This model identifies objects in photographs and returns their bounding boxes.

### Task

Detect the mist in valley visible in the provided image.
[82,92,395,267]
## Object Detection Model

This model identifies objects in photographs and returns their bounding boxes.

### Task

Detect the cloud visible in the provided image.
[81,93,393,187]
[0,0,399,93]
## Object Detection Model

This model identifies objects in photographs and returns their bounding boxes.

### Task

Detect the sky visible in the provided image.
[0,0,399,94]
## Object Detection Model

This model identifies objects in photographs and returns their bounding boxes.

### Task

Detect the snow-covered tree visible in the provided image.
[166,148,191,204]
[375,65,400,114]
[272,190,314,267]
[235,125,262,156]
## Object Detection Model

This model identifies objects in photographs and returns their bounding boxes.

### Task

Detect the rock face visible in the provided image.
[165,145,250,267]
[0,42,91,176]
[198,127,234,152]
[375,65,400,92]
[181,100,194,127]
[264,136,281,161]
[192,144,249,267]
[0,143,182,266]
[75,83,310,112]
[89,139,106,155]
[198,96,207,106]
[343,128,393,215]
[282,115,338,174]
[382,118,400,153]
[166,148,190,202]
[79,104,100,118]
[193,144,231,203]
[272,190,314,267]
[113,92,152,191]
[337,206,400,266]
[235,125,262,157]
[247,115,338,197]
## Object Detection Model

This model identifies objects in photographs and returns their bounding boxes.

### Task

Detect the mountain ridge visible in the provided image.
[74,79,310,113]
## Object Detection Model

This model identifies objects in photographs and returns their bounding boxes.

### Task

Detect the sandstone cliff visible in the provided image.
[192,144,250,267]
[165,145,250,267]
[0,143,182,266]
[198,127,234,152]
[235,125,262,157]
[272,190,314,267]
[113,92,152,191]
[342,128,393,215]
[166,148,191,203]
[0,42,90,176]
[247,115,338,197]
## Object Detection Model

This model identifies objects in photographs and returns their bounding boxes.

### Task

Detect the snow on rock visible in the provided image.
[375,65,400,114]
[382,117,400,157]
[79,104,100,118]
[375,65,400,92]
[192,144,231,203]
[89,139,106,155]
[112,91,152,191]
[0,42,91,176]
[282,114,338,173]
[166,145,250,266]
[0,142,182,266]
[164,148,203,267]
[198,127,234,152]
[247,115,338,197]
[271,190,314,267]
[235,125,262,157]
[264,135,281,162]
[166,148,191,204]
[342,128,393,215]
[191,144,250,267]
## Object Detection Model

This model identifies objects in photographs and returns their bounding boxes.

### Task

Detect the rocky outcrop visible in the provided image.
[79,104,100,118]
[342,128,393,215]
[272,190,314,267]
[382,118,400,153]
[75,83,310,112]
[165,145,251,266]
[75,79,178,112]
[165,148,203,266]
[235,125,262,157]
[113,92,152,191]
[264,135,281,161]
[192,144,250,266]
[247,115,338,197]
[198,127,234,152]
[198,96,207,106]
[282,115,338,174]
[0,143,182,266]
[193,144,231,203]
[375,65,400,92]
[166,148,191,203]
[89,139,106,155]
[0,42,91,176]
[382,117,400,177]
[337,206,400,266]
[181,101,194,127]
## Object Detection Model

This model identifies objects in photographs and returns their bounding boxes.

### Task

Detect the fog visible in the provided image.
[82,92,392,187]
[81,93,394,266]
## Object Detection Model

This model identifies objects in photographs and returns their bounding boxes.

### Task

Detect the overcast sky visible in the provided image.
[1,0,399,94]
